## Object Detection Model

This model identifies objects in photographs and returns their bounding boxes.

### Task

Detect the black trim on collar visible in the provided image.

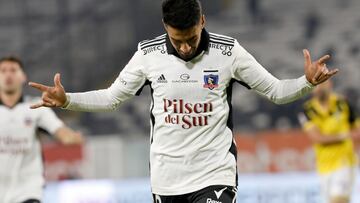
[165,29,210,61]
[0,95,24,108]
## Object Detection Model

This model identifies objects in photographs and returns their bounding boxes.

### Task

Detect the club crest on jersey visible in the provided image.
[24,117,33,127]
[203,70,219,90]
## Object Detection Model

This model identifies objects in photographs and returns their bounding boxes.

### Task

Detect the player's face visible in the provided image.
[313,80,332,100]
[0,61,26,94]
[165,15,205,60]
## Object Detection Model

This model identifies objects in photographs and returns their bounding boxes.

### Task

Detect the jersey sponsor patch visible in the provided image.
[163,98,213,129]
[171,73,198,84]
[140,35,167,55]
[209,33,235,56]
[142,43,166,55]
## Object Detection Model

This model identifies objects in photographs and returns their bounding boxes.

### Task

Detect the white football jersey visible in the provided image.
[0,96,63,203]
[64,30,313,195]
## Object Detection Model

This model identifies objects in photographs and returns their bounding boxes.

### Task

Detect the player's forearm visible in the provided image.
[55,126,83,145]
[63,89,129,112]
[258,75,314,104]
[311,133,347,145]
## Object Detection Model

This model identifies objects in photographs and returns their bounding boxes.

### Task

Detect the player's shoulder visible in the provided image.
[208,32,240,57]
[208,32,236,45]
[331,93,345,102]
[23,95,40,103]
[137,34,167,56]
[331,93,350,108]
[303,98,315,110]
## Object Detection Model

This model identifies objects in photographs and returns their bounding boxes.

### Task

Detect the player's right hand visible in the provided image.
[303,49,339,85]
[28,73,67,109]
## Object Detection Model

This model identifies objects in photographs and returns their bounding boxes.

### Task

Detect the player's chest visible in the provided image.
[148,62,232,99]
[0,106,38,136]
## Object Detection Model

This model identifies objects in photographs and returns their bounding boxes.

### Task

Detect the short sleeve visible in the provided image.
[298,105,316,131]
[37,107,64,135]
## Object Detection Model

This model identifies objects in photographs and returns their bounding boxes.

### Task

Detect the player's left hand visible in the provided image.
[303,49,339,86]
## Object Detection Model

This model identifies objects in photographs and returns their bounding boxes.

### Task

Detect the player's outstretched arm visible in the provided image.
[232,42,340,105]
[305,125,348,145]
[29,51,146,111]
[55,126,84,145]
[303,49,338,85]
[29,73,67,109]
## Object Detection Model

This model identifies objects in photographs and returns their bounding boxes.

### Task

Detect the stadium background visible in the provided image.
[0,0,359,202]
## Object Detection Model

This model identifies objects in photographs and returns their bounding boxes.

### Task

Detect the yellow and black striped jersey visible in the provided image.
[302,93,358,174]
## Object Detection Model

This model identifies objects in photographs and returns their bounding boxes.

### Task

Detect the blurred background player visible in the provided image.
[299,80,360,203]
[0,56,83,203]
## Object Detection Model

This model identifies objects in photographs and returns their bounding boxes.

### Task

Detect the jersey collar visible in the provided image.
[165,29,210,61]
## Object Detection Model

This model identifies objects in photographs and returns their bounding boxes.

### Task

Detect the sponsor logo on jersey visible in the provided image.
[163,98,212,129]
[24,117,33,127]
[209,34,234,56]
[0,136,31,154]
[203,70,219,90]
[157,74,168,83]
[209,42,233,56]
[206,199,222,203]
[180,73,190,80]
[143,44,166,55]
[171,73,198,84]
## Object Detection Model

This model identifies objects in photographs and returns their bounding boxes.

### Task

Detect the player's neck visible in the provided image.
[317,96,330,109]
[0,90,23,108]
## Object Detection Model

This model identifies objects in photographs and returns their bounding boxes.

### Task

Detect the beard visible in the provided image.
[179,51,196,61]
[177,47,198,60]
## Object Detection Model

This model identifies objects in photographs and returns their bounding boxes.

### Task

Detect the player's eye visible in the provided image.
[188,37,197,43]
[171,38,181,44]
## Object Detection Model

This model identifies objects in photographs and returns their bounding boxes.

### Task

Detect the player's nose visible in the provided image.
[179,43,191,53]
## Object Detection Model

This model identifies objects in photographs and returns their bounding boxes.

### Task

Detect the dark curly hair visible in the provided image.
[162,0,202,30]
[0,56,24,70]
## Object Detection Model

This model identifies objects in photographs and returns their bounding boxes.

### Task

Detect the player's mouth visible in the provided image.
[179,50,196,60]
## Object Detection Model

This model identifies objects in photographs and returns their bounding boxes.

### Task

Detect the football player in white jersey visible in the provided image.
[0,56,83,203]
[29,0,338,202]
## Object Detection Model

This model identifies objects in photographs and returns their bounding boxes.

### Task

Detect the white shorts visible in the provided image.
[320,166,357,202]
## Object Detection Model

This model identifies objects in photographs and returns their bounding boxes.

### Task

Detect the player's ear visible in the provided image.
[20,71,27,85]
[162,19,169,32]
[200,15,206,29]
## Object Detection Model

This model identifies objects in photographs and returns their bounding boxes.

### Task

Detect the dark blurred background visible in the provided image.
[1,0,359,136]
